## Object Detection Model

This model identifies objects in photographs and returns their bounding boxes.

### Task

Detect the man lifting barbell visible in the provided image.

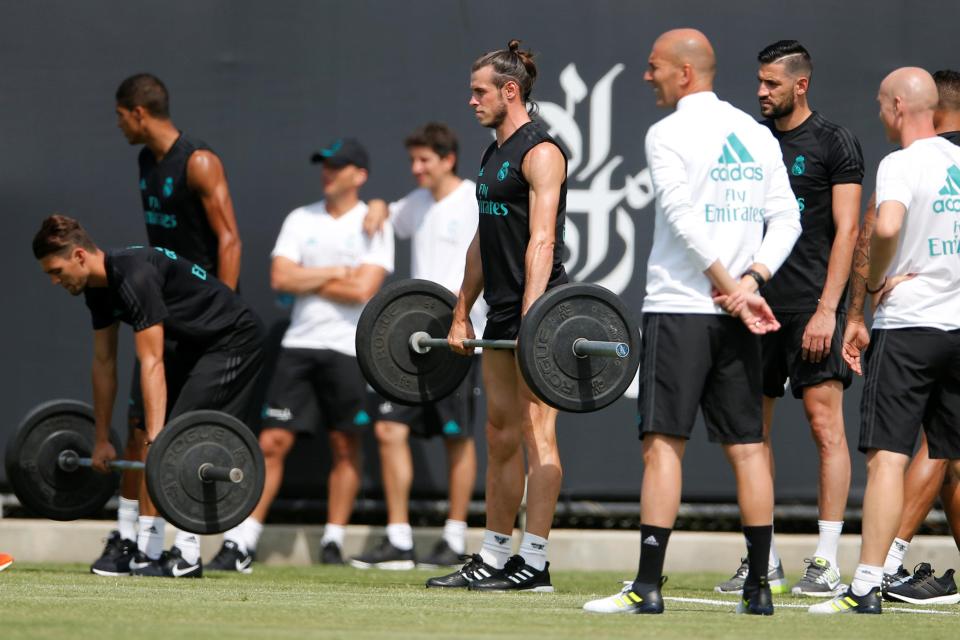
[31,215,265,577]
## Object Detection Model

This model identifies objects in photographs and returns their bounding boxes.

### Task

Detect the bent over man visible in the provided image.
[584,28,801,615]
[34,215,264,578]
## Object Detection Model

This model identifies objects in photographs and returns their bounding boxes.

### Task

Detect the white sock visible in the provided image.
[883,537,910,574]
[479,529,511,569]
[137,516,165,560]
[443,519,467,555]
[117,498,139,542]
[518,532,548,571]
[386,523,413,551]
[223,517,263,554]
[321,524,345,548]
[814,520,843,568]
[851,563,883,596]
[174,530,201,565]
[768,533,781,571]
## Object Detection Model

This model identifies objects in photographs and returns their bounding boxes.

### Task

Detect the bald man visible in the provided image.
[583,29,800,616]
[811,68,960,614]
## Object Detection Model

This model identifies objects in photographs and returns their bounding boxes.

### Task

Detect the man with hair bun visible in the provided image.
[717,39,864,599]
[425,39,569,592]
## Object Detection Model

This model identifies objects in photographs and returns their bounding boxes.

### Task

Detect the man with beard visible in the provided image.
[425,40,569,592]
[716,40,863,598]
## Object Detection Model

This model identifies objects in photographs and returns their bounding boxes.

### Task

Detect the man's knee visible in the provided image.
[866,448,910,473]
[259,428,295,460]
[375,420,409,445]
[802,383,845,445]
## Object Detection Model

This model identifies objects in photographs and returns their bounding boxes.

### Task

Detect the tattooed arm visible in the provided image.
[841,192,875,375]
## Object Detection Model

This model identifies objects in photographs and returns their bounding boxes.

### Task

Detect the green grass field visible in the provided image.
[1,564,957,639]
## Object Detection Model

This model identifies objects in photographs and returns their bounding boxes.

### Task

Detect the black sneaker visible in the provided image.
[320,541,345,565]
[131,547,203,578]
[350,537,415,570]
[882,564,910,598]
[736,576,774,615]
[90,531,137,577]
[418,539,462,568]
[426,553,501,589]
[583,577,667,614]
[808,587,882,614]
[885,563,960,605]
[207,541,254,574]
[468,555,553,592]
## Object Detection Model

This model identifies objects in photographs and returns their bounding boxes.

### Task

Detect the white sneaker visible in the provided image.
[583,579,664,614]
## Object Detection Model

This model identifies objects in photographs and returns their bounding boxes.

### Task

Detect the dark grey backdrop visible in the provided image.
[2,0,955,505]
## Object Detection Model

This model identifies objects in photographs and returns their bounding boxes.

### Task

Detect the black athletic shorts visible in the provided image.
[261,348,369,435]
[483,304,522,341]
[128,332,265,430]
[638,313,763,444]
[859,327,960,459]
[762,311,852,399]
[373,356,482,439]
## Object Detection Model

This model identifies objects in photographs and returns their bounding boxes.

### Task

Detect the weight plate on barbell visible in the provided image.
[356,279,473,405]
[4,399,121,520]
[517,283,641,412]
[146,410,265,535]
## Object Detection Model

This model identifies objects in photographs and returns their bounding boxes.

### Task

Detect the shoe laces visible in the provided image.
[502,555,525,575]
[212,541,238,563]
[800,557,830,583]
[731,557,749,580]
[458,553,486,574]
[906,562,934,584]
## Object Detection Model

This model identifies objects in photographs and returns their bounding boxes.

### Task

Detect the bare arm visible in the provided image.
[868,200,907,288]
[188,151,242,289]
[90,324,119,472]
[271,256,349,295]
[521,142,565,315]
[801,183,862,363]
[316,264,387,304]
[847,192,876,322]
[449,230,484,355]
[135,324,167,442]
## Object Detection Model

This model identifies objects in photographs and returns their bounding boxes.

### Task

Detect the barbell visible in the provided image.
[4,400,265,534]
[356,279,641,412]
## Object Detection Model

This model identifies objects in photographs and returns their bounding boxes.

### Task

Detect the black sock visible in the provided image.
[742,525,773,590]
[635,524,671,585]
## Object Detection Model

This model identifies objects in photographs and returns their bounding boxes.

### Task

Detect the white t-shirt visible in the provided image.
[272,199,395,355]
[873,136,960,330]
[390,179,487,334]
[643,92,802,314]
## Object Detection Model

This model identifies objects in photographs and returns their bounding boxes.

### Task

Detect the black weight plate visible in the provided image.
[4,399,121,520]
[146,411,265,535]
[517,283,641,412]
[356,279,473,405]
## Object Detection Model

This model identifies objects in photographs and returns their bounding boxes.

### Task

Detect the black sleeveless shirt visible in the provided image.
[138,133,219,275]
[476,121,568,313]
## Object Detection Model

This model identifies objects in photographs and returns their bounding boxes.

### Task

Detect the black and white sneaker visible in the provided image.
[468,555,553,592]
[417,539,462,568]
[881,564,911,599]
[350,537,415,570]
[809,587,882,614]
[90,530,137,577]
[131,547,202,578]
[583,578,667,614]
[885,563,960,605]
[207,541,254,574]
[426,553,501,589]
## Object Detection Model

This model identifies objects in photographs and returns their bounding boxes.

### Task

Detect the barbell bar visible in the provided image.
[56,449,244,484]
[408,331,630,359]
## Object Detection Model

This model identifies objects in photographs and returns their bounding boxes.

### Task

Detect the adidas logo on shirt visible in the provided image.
[933,165,960,212]
[710,133,764,181]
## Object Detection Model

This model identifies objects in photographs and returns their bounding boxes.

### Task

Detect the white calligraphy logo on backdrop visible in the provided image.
[539,63,651,398]
[538,63,654,295]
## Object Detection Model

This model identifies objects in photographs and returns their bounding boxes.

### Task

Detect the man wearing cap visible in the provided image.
[208,138,394,571]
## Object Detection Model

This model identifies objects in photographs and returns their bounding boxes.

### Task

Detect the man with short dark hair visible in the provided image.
[209,138,394,571]
[33,214,264,578]
[90,73,245,577]
[354,123,485,569]
[717,40,863,598]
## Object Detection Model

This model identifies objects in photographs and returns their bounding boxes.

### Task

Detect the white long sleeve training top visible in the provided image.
[642,91,802,314]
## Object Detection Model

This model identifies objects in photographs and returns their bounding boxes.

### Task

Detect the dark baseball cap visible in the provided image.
[310,137,370,170]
